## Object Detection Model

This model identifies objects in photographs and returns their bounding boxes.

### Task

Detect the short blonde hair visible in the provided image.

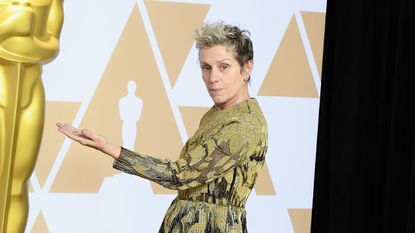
[193,21,254,68]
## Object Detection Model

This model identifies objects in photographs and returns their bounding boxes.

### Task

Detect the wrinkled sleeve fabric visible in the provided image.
[112,116,260,190]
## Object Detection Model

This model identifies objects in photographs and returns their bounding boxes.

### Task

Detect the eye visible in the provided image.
[219,64,229,71]
[200,65,211,72]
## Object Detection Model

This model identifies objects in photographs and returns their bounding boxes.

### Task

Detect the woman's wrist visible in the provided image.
[104,143,121,159]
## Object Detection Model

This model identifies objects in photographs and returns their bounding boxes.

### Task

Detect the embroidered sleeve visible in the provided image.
[113,117,264,190]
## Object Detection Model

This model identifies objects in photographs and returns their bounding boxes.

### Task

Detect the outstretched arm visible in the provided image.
[57,117,264,191]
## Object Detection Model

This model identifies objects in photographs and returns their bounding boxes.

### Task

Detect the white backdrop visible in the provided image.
[27,0,327,232]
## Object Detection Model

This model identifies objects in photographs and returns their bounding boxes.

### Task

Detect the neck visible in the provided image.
[215,89,250,110]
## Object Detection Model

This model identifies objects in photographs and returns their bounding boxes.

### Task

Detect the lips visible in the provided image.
[209,88,224,95]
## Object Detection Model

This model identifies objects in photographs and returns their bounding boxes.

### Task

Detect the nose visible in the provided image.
[208,67,220,83]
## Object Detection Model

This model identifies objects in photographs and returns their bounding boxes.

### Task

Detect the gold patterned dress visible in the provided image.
[113,98,268,233]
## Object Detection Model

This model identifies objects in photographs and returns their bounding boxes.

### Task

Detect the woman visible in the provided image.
[57,22,268,233]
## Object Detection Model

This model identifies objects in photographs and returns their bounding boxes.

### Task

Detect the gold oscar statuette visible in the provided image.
[0,0,64,232]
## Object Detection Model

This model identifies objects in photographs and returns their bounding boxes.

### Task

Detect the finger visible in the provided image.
[57,125,71,135]
[60,128,94,145]
[57,124,102,149]
[69,130,99,148]
[61,124,81,135]
[57,125,77,136]
[58,126,79,139]
[63,123,79,132]
[58,125,86,141]
[77,137,94,146]
[81,129,97,140]
[81,130,106,149]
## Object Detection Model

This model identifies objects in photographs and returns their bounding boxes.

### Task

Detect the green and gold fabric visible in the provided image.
[113,98,268,233]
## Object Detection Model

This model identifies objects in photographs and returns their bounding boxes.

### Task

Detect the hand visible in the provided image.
[56,122,121,159]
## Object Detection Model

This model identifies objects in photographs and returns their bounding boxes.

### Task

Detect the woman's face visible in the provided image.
[199,45,253,109]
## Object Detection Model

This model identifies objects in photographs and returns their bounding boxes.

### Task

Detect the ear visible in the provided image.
[243,60,254,77]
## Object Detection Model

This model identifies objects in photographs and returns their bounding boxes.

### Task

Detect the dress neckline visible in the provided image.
[212,98,258,114]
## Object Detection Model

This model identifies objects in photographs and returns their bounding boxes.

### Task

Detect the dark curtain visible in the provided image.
[311,0,414,232]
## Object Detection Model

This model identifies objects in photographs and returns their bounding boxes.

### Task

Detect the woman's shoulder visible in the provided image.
[233,99,267,125]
